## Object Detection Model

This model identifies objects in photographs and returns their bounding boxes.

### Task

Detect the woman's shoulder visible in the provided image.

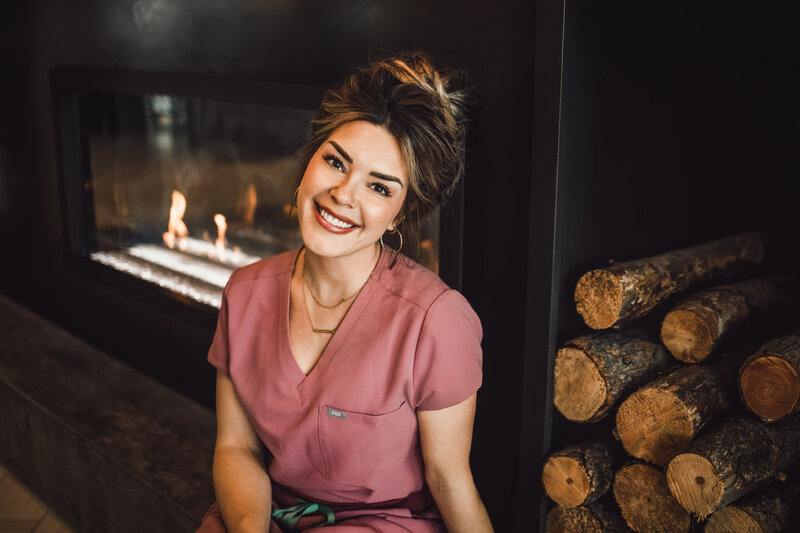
[226,248,298,288]
[220,250,298,309]
[374,251,469,314]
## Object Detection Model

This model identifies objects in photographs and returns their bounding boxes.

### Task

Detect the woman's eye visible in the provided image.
[323,154,345,172]
[370,183,391,197]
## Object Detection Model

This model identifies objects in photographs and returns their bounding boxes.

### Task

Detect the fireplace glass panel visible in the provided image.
[76,89,439,308]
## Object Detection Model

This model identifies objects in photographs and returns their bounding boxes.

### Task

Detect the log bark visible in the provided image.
[613,462,691,533]
[574,232,766,330]
[616,358,739,465]
[660,277,796,363]
[554,332,671,423]
[704,482,800,533]
[665,415,800,518]
[739,331,800,422]
[546,501,630,533]
[542,441,614,507]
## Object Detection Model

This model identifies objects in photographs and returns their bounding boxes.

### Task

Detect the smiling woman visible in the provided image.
[197,52,493,533]
[297,121,407,259]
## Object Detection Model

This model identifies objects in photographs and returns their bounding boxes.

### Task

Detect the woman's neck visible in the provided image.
[300,243,380,302]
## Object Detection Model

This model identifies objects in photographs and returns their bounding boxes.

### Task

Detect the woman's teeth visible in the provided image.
[319,206,355,229]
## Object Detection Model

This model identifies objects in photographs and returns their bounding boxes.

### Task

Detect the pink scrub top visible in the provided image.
[207,247,482,530]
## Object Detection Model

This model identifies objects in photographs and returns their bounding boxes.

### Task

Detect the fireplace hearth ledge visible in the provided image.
[0,294,216,532]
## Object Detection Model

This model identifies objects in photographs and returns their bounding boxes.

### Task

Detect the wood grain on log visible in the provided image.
[574,232,766,330]
[542,441,614,507]
[665,415,800,518]
[739,331,800,422]
[554,332,671,423]
[660,277,796,363]
[704,482,800,533]
[613,462,691,533]
[616,359,738,465]
[546,502,629,533]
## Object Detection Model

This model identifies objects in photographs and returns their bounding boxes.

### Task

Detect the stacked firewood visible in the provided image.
[544,232,800,532]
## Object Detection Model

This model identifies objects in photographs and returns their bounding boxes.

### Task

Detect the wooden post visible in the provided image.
[554,332,671,423]
[616,358,739,465]
[739,331,800,422]
[612,462,691,533]
[665,415,800,518]
[545,501,629,532]
[542,441,614,507]
[660,277,796,363]
[574,232,766,330]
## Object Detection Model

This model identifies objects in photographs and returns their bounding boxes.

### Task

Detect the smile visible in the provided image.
[315,203,358,233]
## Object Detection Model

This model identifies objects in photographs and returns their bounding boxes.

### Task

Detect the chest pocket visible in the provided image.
[317,401,417,488]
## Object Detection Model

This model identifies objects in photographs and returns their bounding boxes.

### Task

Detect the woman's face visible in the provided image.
[297,120,408,261]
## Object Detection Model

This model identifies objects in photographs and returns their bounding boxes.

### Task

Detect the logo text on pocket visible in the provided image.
[326,407,346,420]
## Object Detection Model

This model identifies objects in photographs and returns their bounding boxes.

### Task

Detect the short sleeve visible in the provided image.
[207,281,231,376]
[413,289,483,411]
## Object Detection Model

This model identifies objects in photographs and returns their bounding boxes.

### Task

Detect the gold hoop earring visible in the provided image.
[393,228,403,254]
[291,186,300,207]
[380,227,403,254]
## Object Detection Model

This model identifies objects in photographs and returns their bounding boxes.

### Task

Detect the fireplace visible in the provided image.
[53,69,447,310]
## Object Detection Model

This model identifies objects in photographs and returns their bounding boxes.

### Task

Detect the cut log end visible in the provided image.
[613,463,692,533]
[707,508,765,533]
[666,453,722,518]
[740,356,800,421]
[554,347,607,422]
[575,270,623,330]
[616,388,694,465]
[660,308,714,363]
[542,456,591,507]
[705,507,764,533]
[545,506,603,533]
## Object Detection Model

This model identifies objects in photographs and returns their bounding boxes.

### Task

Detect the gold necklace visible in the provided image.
[302,274,368,309]
[301,281,338,334]
[300,248,375,334]
[301,267,371,335]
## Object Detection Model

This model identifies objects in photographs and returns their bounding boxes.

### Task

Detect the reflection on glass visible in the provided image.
[84,92,439,308]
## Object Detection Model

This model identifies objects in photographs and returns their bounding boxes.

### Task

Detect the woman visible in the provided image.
[198,52,493,533]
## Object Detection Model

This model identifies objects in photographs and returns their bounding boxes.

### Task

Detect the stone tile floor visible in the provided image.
[0,463,74,533]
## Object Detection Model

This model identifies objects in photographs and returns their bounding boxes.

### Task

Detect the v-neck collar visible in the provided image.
[281,246,388,390]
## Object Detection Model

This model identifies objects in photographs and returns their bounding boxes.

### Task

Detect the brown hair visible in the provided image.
[295,51,475,263]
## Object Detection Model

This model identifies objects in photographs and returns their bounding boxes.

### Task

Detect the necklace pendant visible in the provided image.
[312,327,337,335]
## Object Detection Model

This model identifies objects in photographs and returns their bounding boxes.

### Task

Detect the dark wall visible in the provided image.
[0,4,32,261]
[555,2,799,338]
[547,0,800,467]
[0,1,544,531]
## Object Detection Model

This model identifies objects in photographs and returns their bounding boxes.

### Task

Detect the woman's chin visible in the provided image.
[301,234,379,261]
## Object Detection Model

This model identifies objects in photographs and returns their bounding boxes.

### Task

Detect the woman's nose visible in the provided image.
[330,177,356,206]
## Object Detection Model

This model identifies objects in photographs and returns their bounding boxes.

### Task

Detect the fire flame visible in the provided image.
[163,190,188,250]
[214,214,227,260]
[244,183,257,227]
[161,191,251,265]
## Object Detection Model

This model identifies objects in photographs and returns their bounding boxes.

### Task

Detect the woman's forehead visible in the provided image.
[326,121,408,185]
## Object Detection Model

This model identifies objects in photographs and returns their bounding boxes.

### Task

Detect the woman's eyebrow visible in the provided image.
[327,140,404,188]
[327,141,353,164]
[370,171,404,188]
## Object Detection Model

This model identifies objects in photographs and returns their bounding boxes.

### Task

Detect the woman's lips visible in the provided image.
[314,203,359,234]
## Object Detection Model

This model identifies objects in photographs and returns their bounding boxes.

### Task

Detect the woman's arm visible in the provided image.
[213,371,272,533]
[418,393,494,532]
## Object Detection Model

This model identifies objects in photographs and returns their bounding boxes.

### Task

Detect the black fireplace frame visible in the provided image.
[51,67,468,322]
